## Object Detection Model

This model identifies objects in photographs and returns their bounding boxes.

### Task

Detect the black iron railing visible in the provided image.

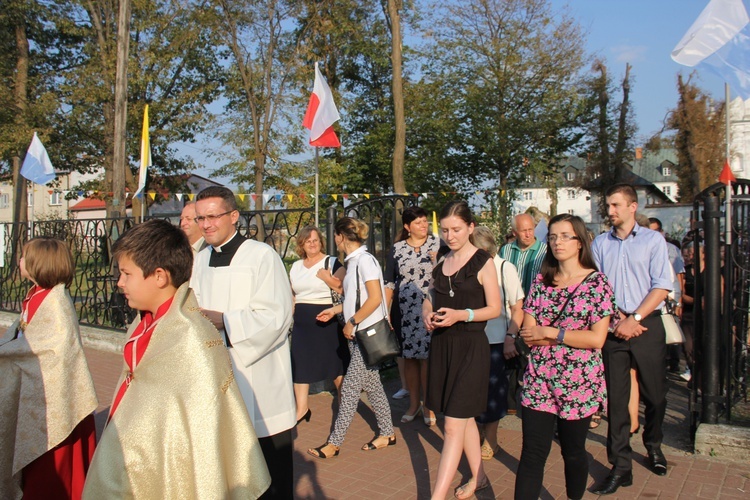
[0,196,419,330]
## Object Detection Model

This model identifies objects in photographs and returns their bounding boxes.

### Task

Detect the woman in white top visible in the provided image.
[289,226,347,425]
[308,217,396,459]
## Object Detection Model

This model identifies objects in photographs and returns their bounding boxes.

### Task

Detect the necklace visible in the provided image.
[556,270,582,289]
[448,272,457,297]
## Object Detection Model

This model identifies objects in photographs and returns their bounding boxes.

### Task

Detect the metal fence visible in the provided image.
[689,179,750,433]
[0,195,417,330]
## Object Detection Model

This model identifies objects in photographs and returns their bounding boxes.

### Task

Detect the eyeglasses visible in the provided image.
[194,210,235,224]
[548,234,579,243]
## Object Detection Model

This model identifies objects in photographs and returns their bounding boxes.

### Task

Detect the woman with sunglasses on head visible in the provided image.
[514,214,615,500]
[308,217,395,459]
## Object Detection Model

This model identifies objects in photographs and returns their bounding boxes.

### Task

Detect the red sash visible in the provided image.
[109,297,174,420]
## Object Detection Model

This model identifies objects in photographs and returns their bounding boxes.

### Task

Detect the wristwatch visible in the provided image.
[556,328,566,345]
[349,317,358,327]
[633,312,643,323]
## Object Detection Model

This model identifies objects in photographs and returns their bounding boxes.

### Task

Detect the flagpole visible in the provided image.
[315,147,320,227]
[725,83,732,247]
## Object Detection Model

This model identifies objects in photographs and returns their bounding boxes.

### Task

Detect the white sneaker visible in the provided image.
[392,388,409,399]
[680,369,692,382]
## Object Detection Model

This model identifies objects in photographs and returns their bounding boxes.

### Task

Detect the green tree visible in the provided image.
[667,74,724,201]
[0,1,223,216]
[412,0,591,224]
[208,0,303,212]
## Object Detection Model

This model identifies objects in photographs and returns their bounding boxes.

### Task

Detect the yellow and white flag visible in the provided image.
[134,105,151,198]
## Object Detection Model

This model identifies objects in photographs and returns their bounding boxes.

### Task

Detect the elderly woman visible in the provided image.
[471,226,524,460]
[385,206,441,426]
[514,214,615,500]
[289,226,348,425]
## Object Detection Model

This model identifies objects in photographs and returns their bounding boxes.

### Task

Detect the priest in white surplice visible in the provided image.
[190,186,295,499]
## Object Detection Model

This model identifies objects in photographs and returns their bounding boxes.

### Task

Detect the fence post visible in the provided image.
[702,195,721,424]
[326,204,337,256]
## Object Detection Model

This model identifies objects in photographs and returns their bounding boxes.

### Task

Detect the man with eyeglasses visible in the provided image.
[590,184,672,495]
[179,201,207,254]
[190,186,295,499]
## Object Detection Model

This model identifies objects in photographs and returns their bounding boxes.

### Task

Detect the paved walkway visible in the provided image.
[82,347,750,499]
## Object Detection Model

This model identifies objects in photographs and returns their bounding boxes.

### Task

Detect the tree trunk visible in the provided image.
[594,61,610,219]
[613,63,631,179]
[110,0,132,218]
[387,0,406,193]
[12,13,30,267]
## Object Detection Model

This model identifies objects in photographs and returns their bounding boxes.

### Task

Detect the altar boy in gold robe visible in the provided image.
[83,219,270,499]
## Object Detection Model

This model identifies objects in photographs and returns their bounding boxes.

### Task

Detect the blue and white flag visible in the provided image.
[672,0,750,98]
[20,132,56,185]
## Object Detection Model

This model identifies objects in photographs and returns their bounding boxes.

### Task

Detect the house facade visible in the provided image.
[729,96,750,180]
[512,149,681,224]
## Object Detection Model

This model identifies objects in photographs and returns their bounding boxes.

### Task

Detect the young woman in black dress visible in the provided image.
[423,201,502,500]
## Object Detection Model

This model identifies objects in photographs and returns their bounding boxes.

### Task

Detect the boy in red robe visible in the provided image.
[83,219,269,499]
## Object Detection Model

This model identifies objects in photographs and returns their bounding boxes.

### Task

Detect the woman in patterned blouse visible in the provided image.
[514,214,615,500]
[384,206,440,426]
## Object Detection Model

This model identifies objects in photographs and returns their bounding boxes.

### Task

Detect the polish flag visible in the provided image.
[303,62,341,147]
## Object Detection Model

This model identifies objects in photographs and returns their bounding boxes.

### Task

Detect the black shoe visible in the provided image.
[648,449,668,476]
[296,408,311,426]
[591,470,633,495]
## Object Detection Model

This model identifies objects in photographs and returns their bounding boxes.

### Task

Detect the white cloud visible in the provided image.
[611,44,648,63]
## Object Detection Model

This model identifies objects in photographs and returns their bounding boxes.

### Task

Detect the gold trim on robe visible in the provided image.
[0,284,99,499]
[82,283,270,499]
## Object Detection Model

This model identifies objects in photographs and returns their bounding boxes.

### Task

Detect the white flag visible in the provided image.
[672,0,750,98]
[21,132,56,185]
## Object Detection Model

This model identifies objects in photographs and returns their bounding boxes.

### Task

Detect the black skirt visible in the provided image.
[290,303,349,383]
[426,329,490,418]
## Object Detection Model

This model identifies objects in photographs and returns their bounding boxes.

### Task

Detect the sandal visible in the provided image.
[361,435,396,451]
[307,442,339,459]
[481,441,499,460]
[454,476,490,499]
[589,413,602,429]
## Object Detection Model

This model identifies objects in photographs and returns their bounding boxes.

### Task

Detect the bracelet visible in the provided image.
[465,308,474,322]
[556,328,566,345]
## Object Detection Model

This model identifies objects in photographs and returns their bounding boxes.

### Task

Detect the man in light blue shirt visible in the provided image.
[591,184,672,495]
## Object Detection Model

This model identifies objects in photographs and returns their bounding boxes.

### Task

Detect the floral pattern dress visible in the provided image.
[521,272,615,420]
[384,235,440,359]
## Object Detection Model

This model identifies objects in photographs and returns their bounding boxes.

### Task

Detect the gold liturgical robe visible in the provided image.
[83,283,270,499]
[0,284,98,499]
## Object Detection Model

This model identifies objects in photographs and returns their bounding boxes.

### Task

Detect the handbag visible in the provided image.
[353,256,400,367]
[324,256,346,326]
[662,303,685,344]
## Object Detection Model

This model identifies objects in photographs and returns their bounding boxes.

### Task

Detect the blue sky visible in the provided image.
[554,0,726,141]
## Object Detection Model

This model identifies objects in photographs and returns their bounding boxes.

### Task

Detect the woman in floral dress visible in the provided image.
[385,206,440,426]
[514,214,615,500]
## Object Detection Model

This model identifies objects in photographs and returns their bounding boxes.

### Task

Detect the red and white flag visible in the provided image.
[303,62,341,147]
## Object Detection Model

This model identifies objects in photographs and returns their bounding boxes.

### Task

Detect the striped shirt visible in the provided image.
[499,238,548,295]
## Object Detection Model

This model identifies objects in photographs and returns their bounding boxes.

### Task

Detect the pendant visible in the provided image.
[449,290,455,298]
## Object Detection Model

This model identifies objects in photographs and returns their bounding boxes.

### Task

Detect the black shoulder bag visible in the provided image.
[513,271,596,358]
[353,256,400,367]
